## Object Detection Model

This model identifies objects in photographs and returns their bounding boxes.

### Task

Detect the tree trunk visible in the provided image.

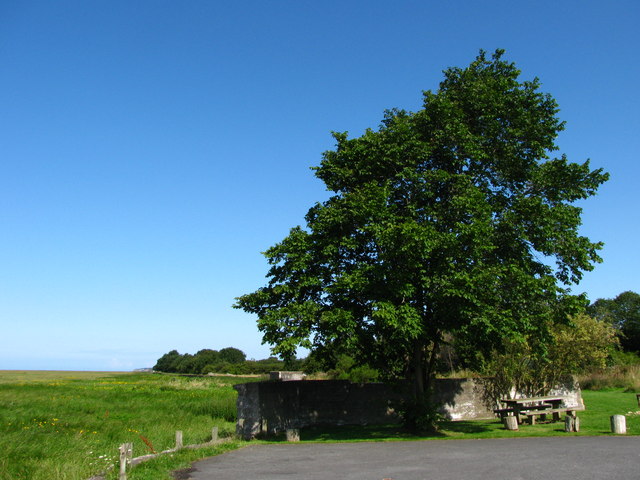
[423,336,440,395]
[412,343,425,398]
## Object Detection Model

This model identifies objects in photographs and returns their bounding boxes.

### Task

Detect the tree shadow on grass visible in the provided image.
[299,424,445,442]
[298,421,501,441]
[439,420,497,435]
[268,420,504,443]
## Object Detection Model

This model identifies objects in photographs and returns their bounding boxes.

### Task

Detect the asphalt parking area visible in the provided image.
[184,436,640,480]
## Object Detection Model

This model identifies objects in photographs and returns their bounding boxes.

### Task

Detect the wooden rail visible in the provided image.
[88,427,222,480]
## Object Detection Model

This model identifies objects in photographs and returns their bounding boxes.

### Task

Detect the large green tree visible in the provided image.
[588,291,640,353]
[235,50,608,398]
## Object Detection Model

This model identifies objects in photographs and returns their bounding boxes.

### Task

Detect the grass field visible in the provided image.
[299,389,640,442]
[2,371,639,480]
[0,370,255,480]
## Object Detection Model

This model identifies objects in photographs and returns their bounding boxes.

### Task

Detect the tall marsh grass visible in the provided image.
[0,371,252,480]
[579,364,640,392]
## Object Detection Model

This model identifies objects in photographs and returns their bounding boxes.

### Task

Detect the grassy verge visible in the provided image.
[125,442,243,480]
[0,371,259,480]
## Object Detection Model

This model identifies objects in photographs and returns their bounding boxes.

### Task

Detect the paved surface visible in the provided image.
[185,436,640,480]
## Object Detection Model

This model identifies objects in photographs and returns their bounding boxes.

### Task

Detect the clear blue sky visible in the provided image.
[1,1,638,371]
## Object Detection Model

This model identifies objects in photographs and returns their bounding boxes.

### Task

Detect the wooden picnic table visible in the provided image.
[499,396,566,424]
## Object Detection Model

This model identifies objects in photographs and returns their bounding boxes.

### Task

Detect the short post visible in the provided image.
[610,415,626,434]
[211,426,219,443]
[175,430,183,449]
[636,393,640,407]
[286,428,300,442]
[119,442,133,480]
[503,416,518,431]
[564,415,580,432]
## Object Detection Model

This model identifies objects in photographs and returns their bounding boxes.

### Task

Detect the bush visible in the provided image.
[396,394,443,434]
[608,349,640,367]
[480,314,619,400]
[326,355,379,383]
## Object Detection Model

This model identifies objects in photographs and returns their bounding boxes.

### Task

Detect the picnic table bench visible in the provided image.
[495,396,584,425]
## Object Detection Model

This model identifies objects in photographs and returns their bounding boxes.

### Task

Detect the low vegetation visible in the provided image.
[580,364,640,392]
[0,370,256,480]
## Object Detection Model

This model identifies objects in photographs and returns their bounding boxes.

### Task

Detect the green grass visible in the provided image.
[0,371,259,480]
[295,389,640,442]
[2,371,639,480]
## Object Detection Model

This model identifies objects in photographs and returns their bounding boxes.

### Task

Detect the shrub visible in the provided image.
[326,355,379,383]
[396,394,443,434]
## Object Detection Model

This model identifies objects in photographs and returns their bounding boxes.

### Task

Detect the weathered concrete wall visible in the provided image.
[235,380,402,439]
[269,371,306,381]
[234,377,583,439]
[433,378,494,421]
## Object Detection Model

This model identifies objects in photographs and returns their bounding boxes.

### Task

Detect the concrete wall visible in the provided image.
[235,380,402,439]
[234,377,583,439]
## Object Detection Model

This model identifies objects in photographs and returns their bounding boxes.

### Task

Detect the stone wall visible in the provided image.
[234,377,583,439]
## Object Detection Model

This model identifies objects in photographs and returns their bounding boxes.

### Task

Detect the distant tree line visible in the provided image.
[152,347,306,375]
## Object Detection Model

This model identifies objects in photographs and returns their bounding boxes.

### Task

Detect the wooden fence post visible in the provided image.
[175,430,183,449]
[119,442,133,480]
[564,415,580,432]
[503,416,518,431]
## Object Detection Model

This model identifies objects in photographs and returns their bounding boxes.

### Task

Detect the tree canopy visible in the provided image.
[151,347,303,375]
[235,50,608,398]
[588,291,640,353]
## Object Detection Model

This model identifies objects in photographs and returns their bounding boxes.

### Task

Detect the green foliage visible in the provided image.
[192,349,221,372]
[153,347,254,375]
[396,394,443,434]
[551,313,618,374]
[235,48,608,408]
[608,349,640,367]
[326,354,379,383]
[588,291,640,353]
[480,314,618,399]
[154,347,313,376]
[153,350,182,373]
[218,347,246,364]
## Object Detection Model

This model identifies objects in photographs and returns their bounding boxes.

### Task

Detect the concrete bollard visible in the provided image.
[610,415,626,434]
[286,428,301,442]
